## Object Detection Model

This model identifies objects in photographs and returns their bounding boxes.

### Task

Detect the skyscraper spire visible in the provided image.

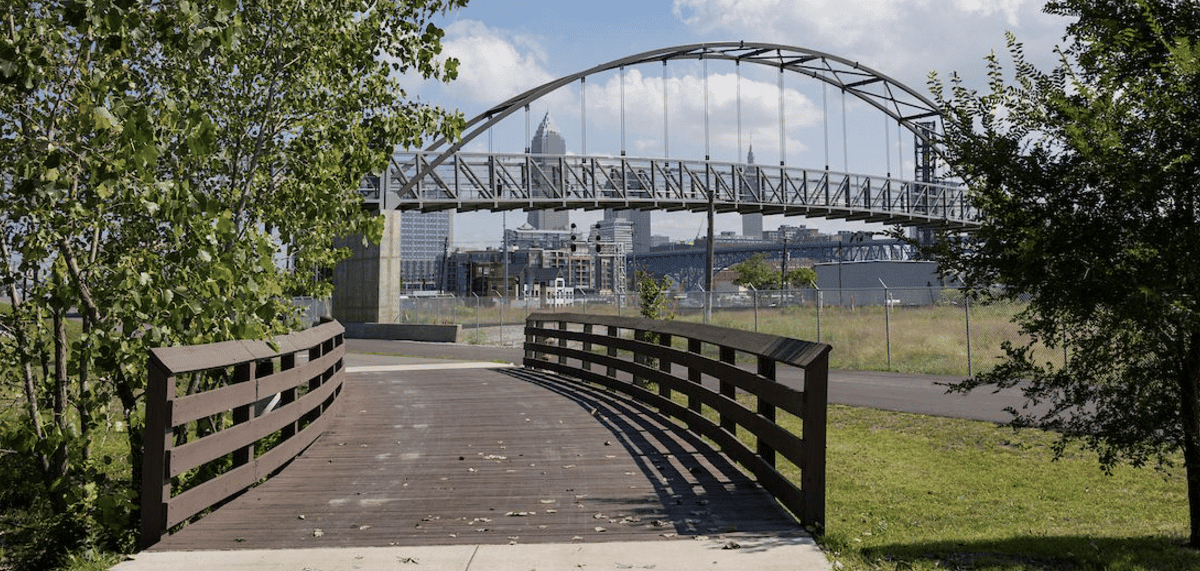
[536,111,560,139]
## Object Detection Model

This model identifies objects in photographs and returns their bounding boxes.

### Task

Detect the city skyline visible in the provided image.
[400,0,1072,250]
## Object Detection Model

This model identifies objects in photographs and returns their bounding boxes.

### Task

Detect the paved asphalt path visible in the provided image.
[346,339,1031,424]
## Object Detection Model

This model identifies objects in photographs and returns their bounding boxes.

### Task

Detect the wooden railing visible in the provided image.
[523,312,831,529]
[139,321,346,548]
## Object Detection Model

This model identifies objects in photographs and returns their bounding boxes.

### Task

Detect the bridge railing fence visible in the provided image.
[382,152,975,224]
[522,312,831,530]
[139,321,347,549]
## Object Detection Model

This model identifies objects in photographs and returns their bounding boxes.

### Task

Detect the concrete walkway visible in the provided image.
[113,536,829,571]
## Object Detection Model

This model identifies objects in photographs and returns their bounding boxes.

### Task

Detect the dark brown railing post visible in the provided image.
[719,346,737,435]
[138,359,174,549]
[606,325,618,378]
[802,351,829,528]
[687,337,703,428]
[280,353,297,440]
[305,343,323,425]
[232,362,255,468]
[657,334,673,402]
[582,323,594,371]
[557,320,568,365]
[757,356,777,468]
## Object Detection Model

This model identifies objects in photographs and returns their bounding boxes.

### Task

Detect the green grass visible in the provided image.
[682,302,1049,377]
[790,405,1194,571]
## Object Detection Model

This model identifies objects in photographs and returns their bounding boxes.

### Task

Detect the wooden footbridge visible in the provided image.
[137,315,830,554]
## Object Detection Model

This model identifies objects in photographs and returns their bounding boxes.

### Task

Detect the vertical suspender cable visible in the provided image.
[841,88,849,172]
[778,64,786,166]
[524,105,531,153]
[736,60,742,163]
[620,66,626,156]
[663,61,670,158]
[822,82,829,170]
[703,55,710,161]
[885,114,891,178]
[581,76,587,156]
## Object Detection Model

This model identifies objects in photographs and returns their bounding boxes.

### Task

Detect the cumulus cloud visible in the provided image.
[438,20,556,105]
[671,0,1067,87]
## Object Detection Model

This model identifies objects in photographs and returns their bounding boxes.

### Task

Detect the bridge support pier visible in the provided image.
[332,210,403,323]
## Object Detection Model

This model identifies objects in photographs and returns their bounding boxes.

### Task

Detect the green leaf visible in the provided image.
[93,106,121,130]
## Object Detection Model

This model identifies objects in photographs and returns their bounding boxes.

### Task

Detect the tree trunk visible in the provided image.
[50,309,70,513]
[1179,335,1200,547]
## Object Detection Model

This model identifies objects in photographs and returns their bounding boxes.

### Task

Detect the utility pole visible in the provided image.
[781,232,789,291]
[503,211,509,300]
[704,184,715,324]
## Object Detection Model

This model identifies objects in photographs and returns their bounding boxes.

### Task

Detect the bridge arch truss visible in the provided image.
[362,42,976,230]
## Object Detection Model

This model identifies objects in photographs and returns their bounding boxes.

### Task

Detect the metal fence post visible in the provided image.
[750,285,758,332]
[880,280,892,370]
[816,287,823,343]
[965,294,973,378]
[494,289,506,346]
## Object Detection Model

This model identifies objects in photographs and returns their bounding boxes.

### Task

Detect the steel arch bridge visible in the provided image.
[360,42,977,230]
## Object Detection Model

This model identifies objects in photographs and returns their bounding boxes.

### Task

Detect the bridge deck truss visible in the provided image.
[362,152,977,229]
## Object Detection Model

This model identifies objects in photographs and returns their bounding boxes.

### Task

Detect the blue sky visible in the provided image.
[402,0,1071,249]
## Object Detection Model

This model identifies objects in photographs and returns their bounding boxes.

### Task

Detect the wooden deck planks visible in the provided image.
[149,365,801,551]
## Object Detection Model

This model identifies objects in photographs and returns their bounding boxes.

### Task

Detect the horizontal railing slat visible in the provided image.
[257,345,343,396]
[171,382,257,428]
[168,369,343,477]
[164,403,337,528]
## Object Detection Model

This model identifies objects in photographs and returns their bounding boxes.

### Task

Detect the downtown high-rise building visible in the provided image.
[527,112,570,231]
[741,146,763,239]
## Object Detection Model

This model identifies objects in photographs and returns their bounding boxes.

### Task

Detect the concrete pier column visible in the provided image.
[332,211,401,323]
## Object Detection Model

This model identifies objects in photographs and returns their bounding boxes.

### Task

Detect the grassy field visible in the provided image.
[458,298,1047,377]
[792,405,1194,571]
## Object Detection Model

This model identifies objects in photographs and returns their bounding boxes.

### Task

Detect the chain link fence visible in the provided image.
[323,287,1037,378]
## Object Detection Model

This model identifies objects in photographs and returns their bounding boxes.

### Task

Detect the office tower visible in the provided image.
[527,112,570,231]
[741,146,763,239]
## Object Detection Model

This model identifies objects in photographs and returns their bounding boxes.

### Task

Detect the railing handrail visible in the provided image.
[522,312,831,530]
[528,312,829,369]
[139,320,347,549]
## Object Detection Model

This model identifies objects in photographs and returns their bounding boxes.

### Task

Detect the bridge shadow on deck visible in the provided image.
[499,367,804,541]
[148,364,801,552]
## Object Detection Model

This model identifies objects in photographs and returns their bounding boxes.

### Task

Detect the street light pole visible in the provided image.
[704,179,715,324]
[781,232,789,296]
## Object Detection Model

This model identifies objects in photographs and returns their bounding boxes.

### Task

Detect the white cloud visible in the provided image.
[438,20,556,105]
[671,0,1067,88]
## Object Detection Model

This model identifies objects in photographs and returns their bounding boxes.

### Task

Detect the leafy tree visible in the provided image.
[784,266,817,289]
[633,269,674,385]
[0,1,465,565]
[928,0,1200,545]
[731,253,781,290]
[636,269,674,322]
